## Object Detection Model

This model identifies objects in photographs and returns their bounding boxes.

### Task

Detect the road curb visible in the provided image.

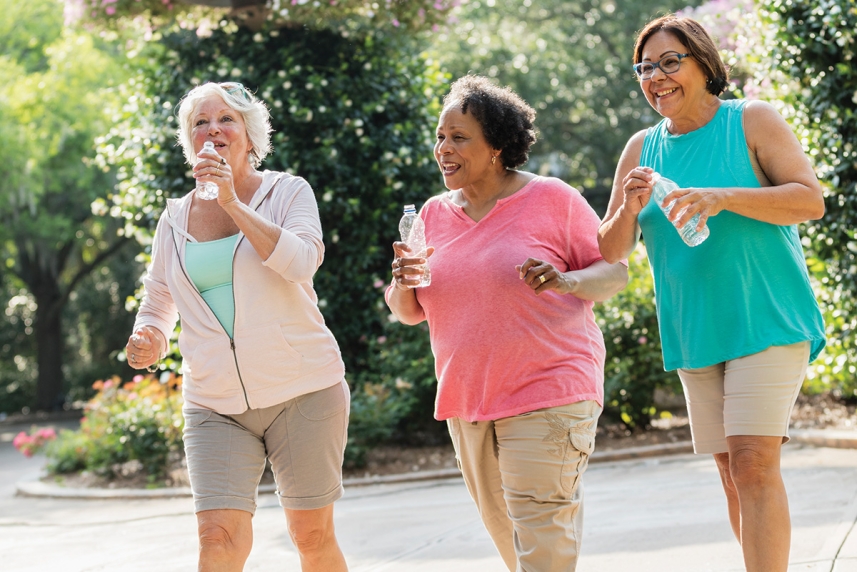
[15,430,857,500]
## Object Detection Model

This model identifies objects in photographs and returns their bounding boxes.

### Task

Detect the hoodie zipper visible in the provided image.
[169,212,251,409]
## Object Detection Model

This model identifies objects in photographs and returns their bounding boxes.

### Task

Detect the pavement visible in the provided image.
[2,418,857,571]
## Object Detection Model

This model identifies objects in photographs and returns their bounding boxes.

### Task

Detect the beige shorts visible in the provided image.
[677,342,810,455]
[183,379,349,514]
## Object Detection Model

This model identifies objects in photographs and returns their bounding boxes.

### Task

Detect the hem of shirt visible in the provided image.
[664,334,827,372]
[435,393,604,423]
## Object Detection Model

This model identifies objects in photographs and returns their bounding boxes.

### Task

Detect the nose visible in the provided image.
[207,120,222,135]
[436,138,451,155]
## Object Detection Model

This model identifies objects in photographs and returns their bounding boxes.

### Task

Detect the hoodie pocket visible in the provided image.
[233,322,303,389]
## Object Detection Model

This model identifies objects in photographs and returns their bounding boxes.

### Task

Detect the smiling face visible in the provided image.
[639,31,711,123]
[190,95,253,168]
[433,104,498,191]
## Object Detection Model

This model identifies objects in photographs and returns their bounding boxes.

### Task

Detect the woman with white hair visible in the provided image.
[124,82,349,572]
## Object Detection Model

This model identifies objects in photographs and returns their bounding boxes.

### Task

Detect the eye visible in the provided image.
[436,134,445,140]
[194,118,208,126]
[638,63,654,74]
[662,56,680,67]
[221,115,234,122]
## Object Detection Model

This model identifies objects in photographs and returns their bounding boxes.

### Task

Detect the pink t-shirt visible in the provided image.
[399,176,607,422]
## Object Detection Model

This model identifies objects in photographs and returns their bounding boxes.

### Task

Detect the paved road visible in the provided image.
[2,421,857,571]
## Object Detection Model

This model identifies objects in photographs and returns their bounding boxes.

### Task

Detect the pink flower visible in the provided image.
[133,374,144,383]
[373,279,385,288]
[392,18,400,27]
[638,336,648,345]
[377,336,387,344]
[106,6,115,14]
[12,432,30,449]
[36,428,57,440]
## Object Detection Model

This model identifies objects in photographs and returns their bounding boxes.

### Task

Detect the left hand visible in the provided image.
[125,326,165,371]
[517,258,576,296]
[661,187,725,231]
[193,147,238,205]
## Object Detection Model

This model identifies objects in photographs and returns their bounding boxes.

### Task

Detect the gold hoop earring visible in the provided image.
[491,156,497,165]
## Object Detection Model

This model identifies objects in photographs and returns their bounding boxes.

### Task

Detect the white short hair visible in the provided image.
[176,82,272,168]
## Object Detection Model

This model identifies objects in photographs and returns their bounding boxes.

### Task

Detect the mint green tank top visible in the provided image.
[185,235,239,338]
[638,99,825,370]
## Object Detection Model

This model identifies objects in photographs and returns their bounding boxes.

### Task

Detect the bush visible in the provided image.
[46,373,183,481]
[595,244,682,429]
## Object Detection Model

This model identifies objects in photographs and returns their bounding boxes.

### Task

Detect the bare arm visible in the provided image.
[665,101,824,230]
[598,131,650,264]
[517,258,629,302]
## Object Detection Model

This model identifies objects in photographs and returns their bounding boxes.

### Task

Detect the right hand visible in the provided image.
[620,166,655,217]
[391,242,434,290]
[125,326,166,370]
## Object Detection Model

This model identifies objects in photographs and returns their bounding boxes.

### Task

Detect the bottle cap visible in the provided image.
[403,204,416,213]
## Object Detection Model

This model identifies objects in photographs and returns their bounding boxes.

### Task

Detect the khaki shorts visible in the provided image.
[183,379,349,514]
[677,342,810,455]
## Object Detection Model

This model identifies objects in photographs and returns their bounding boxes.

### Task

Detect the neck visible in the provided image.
[667,95,721,135]
[459,169,516,209]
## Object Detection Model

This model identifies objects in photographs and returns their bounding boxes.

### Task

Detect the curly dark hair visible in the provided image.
[443,75,537,169]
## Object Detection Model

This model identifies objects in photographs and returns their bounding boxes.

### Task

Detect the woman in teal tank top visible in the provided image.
[598,15,826,571]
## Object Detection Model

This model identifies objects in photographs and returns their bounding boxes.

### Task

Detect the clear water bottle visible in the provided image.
[398,204,431,288]
[196,141,219,200]
[651,172,710,247]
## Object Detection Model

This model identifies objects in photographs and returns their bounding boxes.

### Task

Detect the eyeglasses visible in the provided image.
[220,82,252,102]
[632,53,690,80]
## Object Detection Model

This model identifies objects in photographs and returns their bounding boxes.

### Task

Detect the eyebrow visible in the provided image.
[642,50,683,61]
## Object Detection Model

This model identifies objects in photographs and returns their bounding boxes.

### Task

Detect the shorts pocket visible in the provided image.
[560,420,596,496]
[295,382,347,421]
[182,409,214,435]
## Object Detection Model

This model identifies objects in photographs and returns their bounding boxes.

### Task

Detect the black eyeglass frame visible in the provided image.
[632,53,690,80]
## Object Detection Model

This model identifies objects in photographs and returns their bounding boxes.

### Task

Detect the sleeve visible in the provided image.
[564,183,609,271]
[133,215,179,356]
[261,175,326,283]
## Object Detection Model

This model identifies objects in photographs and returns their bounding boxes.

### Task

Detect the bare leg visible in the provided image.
[726,435,790,572]
[285,504,348,572]
[197,509,253,572]
[713,452,741,542]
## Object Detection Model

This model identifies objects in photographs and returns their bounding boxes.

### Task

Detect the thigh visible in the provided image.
[266,380,349,510]
[677,363,727,454]
[494,401,599,504]
[183,408,267,515]
[723,342,810,440]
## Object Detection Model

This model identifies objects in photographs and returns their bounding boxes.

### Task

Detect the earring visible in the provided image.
[491,155,497,165]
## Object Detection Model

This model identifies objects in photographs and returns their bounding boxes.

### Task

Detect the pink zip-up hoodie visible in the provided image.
[134,170,345,414]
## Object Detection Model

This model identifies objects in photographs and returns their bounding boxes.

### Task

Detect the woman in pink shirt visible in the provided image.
[386,75,628,571]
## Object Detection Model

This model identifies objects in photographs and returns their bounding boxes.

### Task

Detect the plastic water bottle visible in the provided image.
[398,204,431,288]
[651,173,709,247]
[196,141,219,200]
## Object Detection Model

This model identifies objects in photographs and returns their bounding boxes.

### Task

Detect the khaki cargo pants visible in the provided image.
[447,400,600,572]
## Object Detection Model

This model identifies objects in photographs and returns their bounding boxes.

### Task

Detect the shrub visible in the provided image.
[595,244,682,428]
[45,373,183,481]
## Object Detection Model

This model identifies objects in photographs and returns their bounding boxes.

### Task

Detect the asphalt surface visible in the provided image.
[2,419,857,571]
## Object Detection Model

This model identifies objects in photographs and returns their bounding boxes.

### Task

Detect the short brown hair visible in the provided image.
[633,15,729,96]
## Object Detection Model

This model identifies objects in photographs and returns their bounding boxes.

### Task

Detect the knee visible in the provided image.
[288,521,332,555]
[198,522,248,557]
[728,446,779,490]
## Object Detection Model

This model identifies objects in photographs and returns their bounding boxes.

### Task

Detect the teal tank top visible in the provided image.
[638,99,825,370]
[185,235,239,338]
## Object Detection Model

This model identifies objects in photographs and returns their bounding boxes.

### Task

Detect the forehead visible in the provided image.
[437,104,480,130]
[192,95,236,117]
[641,31,687,60]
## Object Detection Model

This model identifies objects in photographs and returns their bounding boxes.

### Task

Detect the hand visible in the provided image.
[125,326,165,371]
[391,242,434,290]
[620,167,655,217]
[193,146,237,205]
[517,258,576,296]
[661,187,725,231]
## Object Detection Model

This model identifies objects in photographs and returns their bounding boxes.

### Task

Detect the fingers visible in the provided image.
[391,241,428,290]
[517,258,555,294]
[126,328,158,369]
[622,168,655,213]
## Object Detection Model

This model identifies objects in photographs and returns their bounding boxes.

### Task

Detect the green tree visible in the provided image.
[0,0,134,411]
[428,0,704,214]
[759,0,857,394]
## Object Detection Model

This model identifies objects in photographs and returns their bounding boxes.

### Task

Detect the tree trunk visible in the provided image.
[33,285,64,411]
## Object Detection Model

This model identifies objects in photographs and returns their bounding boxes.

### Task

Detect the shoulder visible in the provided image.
[741,99,786,126]
[624,129,648,156]
[528,176,592,209]
[740,100,791,147]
